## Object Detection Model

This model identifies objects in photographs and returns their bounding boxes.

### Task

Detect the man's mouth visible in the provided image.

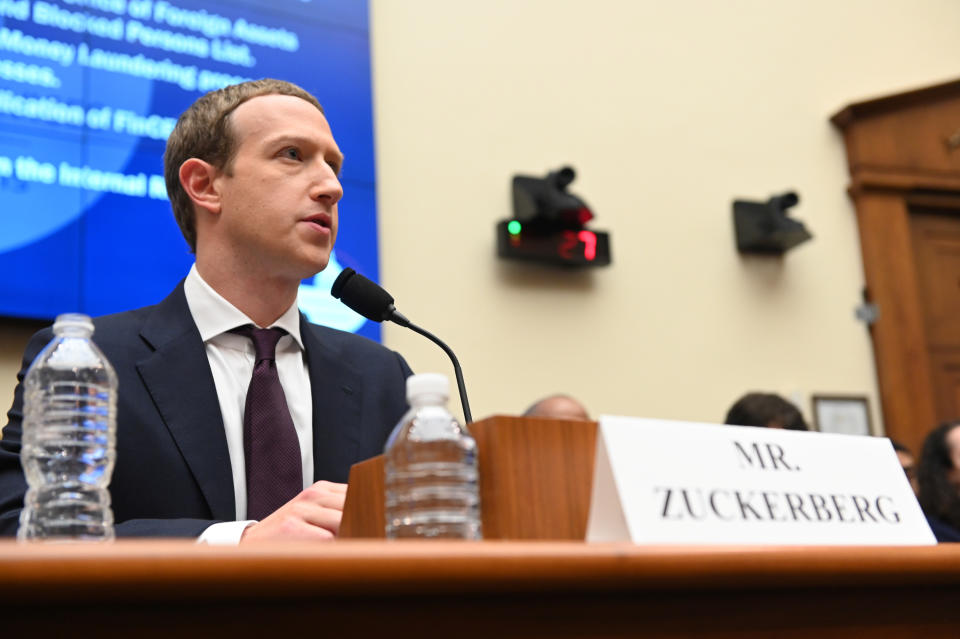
[303,214,332,229]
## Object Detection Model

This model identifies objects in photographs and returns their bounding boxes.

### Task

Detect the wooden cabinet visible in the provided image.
[833,78,960,455]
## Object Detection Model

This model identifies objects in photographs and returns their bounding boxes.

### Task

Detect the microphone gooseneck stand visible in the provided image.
[385,309,472,424]
[330,268,474,424]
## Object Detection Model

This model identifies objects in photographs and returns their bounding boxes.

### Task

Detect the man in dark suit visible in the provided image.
[0,79,411,541]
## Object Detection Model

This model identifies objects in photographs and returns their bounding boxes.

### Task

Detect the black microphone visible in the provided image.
[330,268,473,423]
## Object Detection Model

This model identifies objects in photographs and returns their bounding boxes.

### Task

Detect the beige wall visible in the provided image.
[369,0,960,428]
[3,0,960,432]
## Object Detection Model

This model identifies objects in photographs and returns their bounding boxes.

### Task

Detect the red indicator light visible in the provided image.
[558,231,577,259]
[578,230,597,261]
[577,207,594,225]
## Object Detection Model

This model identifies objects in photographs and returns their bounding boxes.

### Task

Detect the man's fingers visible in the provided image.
[314,480,348,494]
[295,502,342,535]
[238,482,348,543]
[241,515,336,543]
[301,483,347,510]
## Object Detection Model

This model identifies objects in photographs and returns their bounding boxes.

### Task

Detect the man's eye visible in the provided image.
[282,148,301,160]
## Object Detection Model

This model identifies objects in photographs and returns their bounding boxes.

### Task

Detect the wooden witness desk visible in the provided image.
[4,417,959,636]
[2,541,960,637]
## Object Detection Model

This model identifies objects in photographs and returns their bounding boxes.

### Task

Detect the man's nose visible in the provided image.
[311,164,343,204]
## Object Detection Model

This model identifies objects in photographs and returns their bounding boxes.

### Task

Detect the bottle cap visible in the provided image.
[406,373,450,402]
[52,313,94,336]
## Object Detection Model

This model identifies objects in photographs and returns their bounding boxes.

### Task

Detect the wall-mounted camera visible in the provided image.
[733,191,812,255]
[497,166,611,267]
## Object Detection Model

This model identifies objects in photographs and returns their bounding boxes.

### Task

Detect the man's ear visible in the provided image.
[179,158,222,215]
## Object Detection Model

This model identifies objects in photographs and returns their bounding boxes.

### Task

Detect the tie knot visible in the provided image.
[231,325,286,362]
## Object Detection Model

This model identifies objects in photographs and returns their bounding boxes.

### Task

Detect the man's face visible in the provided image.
[212,94,343,284]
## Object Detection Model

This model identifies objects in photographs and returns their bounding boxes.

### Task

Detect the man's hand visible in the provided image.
[239,480,347,543]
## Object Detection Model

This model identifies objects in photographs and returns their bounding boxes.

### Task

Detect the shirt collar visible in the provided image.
[183,264,304,350]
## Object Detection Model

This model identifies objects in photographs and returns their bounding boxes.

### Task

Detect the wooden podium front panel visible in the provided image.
[473,416,597,539]
[340,416,598,539]
[339,454,385,537]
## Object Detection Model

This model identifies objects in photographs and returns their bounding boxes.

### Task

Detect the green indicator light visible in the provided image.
[507,220,522,235]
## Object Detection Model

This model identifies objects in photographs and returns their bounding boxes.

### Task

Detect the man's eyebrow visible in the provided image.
[262,133,319,150]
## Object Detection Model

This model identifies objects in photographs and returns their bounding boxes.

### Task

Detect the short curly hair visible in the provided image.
[163,79,323,253]
[917,421,960,530]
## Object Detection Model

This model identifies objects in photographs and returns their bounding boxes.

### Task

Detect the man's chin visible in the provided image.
[300,253,331,279]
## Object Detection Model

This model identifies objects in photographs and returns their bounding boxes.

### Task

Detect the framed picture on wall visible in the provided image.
[812,395,872,436]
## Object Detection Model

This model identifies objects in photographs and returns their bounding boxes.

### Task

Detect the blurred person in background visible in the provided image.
[523,394,590,421]
[891,440,919,496]
[724,392,809,431]
[917,421,960,542]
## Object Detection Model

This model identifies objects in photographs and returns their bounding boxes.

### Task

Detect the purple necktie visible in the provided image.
[232,326,303,520]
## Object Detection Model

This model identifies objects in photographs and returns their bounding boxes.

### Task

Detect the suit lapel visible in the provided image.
[136,283,235,520]
[300,317,363,482]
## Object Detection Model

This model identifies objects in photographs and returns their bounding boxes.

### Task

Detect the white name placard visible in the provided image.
[586,416,935,545]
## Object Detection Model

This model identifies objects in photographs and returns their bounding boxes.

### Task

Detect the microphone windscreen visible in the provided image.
[330,268,395,322]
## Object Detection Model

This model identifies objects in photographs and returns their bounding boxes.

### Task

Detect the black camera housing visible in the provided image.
[733,192,812,255]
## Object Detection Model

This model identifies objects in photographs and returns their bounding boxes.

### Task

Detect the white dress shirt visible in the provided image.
[182,265,314,544]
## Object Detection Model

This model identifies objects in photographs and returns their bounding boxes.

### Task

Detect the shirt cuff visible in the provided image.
[196,520,257,545]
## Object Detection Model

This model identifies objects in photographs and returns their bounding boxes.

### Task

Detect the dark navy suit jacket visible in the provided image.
[926,514,960,543]
[0,282,411,537]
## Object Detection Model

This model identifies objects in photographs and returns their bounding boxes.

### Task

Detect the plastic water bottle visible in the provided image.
[384,373,481,539]
[18,313,118,542]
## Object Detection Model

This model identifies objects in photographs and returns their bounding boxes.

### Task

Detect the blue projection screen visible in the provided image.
[0,0,378,340]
